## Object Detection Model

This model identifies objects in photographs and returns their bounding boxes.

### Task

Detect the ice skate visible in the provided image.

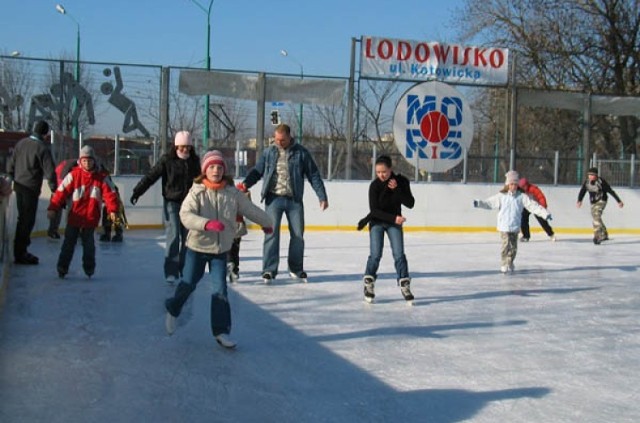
[165,312,176,335]
[57,266,67,279]
[215,333,237,349]
[228,270,239,283]
[165,275,177,284]
[363,276,375,303]
[111,233,123,243]
[500,265,509,273]
[399,278,414,305]
[289,271,308,283]
[262,272,274,285]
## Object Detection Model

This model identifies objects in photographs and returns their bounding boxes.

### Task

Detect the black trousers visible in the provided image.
[521,209,554,238]
[13,184,39,258]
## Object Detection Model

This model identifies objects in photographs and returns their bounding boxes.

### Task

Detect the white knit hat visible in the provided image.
[505,170,519,185]
[174,131,193,146]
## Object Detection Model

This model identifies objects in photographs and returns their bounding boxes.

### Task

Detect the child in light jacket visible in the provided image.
[164,150,273,349]
[473,170,551,274]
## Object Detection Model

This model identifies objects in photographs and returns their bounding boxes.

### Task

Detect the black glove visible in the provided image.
[473,200,479,207]
[130,194,139,206]
[546,214,553,221]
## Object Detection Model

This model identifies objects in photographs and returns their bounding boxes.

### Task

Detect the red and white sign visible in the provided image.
[393,81,474,173]
[362,35,509,86]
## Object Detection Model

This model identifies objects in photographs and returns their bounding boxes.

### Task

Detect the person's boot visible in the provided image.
[363,276,375,303]
[399,278,414,305]
[111,230,123,242]
[99,228,111,242]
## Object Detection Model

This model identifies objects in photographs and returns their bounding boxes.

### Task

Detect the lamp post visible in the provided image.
[189,0,215,151]
[55,3,80,140]
[280,49,304,142]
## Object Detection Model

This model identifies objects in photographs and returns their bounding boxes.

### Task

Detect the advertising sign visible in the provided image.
[393,81,474,173]
[362,36,509,86]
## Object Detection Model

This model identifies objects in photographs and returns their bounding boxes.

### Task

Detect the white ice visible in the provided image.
[1,230,639,422]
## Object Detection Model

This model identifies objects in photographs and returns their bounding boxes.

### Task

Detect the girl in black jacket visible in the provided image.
[130,131,201,282]
[358,155,415,304]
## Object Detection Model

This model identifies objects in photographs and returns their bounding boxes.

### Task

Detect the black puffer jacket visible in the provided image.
[132,149,200,203]
[357,172,415,230]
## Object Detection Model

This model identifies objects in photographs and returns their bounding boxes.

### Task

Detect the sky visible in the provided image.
[1,0,467,78]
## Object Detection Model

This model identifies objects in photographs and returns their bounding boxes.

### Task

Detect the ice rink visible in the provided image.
[1,229,639,422]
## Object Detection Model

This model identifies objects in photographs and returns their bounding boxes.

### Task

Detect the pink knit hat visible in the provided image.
[201,150,226,174]
[174,131,193,146]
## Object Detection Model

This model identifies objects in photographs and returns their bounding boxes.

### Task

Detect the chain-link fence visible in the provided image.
[1,55,638,187]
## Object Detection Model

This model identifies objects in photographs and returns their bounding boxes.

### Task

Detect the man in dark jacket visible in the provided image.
[239,123,328,284]
[130,131,200,283]
[7,120,57,264]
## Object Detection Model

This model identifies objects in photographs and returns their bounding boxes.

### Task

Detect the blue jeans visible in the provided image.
[166,247,231,337]
[364,223,409,281]
[58,225,96,273]
[164,200,188,279]
[263,194,305,276]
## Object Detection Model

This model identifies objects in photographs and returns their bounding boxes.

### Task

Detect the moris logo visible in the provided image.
[393,81,474,173]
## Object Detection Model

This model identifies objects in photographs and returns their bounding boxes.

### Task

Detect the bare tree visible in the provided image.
[458,0,639,157]
[0,57,32,131]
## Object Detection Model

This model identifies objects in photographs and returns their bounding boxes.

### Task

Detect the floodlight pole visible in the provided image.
[55,3,80,141]
[189,0,215,151]
[280,49,304,143]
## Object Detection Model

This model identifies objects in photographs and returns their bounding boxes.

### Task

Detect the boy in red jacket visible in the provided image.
[47,146,119,278]
[518,178,556,242]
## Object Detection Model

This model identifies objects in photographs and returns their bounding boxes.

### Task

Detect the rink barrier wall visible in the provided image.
[22,177,640,235]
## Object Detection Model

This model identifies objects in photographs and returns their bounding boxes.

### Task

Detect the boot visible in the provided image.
[165,282,195,317]
[210,294,231,341]
[363,276,375,303]
[399,278,414,304]
[99,228,111,242]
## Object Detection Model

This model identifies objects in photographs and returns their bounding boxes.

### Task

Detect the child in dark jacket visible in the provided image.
[357,155,415,305]
[47,146,119,278]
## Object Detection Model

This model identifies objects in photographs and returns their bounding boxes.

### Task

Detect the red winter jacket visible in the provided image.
[48,165,119,228]
[522,182,547,208]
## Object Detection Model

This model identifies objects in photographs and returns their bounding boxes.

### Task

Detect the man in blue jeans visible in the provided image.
[239,124,328,284]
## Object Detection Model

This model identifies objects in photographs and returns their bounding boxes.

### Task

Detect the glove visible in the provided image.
[236,182,248,193]
[262,227,273,234]
[546,214,553,221]
[204,220,225,232]
[130,194,139,205]
[473,200,479,208]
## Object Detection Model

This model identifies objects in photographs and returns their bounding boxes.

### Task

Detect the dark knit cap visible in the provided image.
[32,120,50,137]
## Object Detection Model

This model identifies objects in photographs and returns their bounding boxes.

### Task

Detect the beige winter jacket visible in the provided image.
[180,181,272,255]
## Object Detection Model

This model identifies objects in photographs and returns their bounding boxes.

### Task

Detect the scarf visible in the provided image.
[202,178,226,191]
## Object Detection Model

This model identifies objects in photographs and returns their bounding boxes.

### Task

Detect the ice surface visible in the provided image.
[1,230,639,422]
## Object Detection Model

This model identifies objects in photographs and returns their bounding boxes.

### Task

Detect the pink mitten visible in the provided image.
[204,220,225,232]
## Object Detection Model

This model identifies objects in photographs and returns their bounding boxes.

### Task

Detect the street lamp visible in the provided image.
[280,49,304,143]
[55,3,80,140]
[188,0,215,151]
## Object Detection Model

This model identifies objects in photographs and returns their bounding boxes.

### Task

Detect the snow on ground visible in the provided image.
[1,229,639,422]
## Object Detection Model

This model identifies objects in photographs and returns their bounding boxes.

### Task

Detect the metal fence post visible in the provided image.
[371,145,377,180]
[554,150,559,185]
[462,147,468,184]
[327,142,333,181]
[630,154,636,188]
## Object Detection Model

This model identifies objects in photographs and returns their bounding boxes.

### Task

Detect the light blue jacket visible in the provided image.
[476,189,549,232]
[243,140,327,204]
